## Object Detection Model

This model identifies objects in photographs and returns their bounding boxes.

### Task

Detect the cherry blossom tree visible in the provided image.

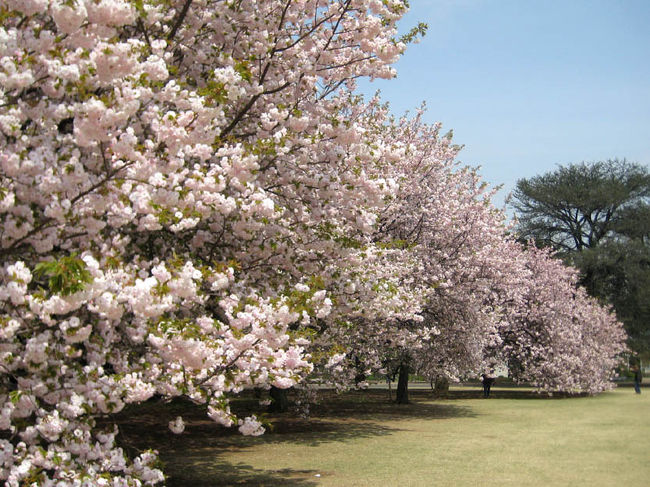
[491,245,627,394]
[0,0,422,484]
[357,110,511,402]
[347,109,627,401]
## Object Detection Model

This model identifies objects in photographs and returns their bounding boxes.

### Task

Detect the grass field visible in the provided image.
[115,384,650,486]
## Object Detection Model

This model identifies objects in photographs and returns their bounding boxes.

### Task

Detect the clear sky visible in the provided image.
[357,0,650,208]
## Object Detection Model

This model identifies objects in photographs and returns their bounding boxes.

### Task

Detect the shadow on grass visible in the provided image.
[108,387,575,459]
[104,389,481,484]
[99,384,615,484]
[163,460,320,487]
[308,389,477,421]
[110,390,477,442]
[442,387,590,400]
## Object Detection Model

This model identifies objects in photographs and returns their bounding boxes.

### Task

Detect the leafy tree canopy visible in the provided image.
[511,159,650,252]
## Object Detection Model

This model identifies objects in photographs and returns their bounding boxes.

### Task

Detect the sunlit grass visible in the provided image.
[115,385,650,486]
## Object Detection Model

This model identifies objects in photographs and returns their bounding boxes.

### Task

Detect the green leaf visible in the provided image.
[34,254,93,296]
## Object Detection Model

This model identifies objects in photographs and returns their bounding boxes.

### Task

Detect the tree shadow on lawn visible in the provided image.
[309,389,478,421]
[443,386,590,400]
[153,418,394,487]
[162,459,321,487]
[109,412,330,486]
[106,389,476,485]
[112,395,475,451]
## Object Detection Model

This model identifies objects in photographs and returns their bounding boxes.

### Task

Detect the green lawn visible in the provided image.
[117,385,650,486]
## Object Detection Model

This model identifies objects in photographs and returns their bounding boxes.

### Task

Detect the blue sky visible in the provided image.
[357,0,650,208]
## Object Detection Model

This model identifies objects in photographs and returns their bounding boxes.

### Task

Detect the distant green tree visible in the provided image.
[511,159,650,251]
[575,242,650,351]
[510,159,650,355]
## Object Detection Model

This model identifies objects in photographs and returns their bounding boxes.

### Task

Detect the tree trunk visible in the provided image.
[354,356,366,385]
[433,376,449,397]
[396,362,409,404]
[267,386,290,413]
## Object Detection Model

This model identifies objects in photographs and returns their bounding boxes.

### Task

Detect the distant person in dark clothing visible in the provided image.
[632,365,642,394]
[481,373,495,398]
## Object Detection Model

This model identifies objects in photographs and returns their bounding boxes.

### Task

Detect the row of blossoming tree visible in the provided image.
[0,0,626,485]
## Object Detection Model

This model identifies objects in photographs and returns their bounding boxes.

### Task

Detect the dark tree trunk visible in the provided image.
[267,386,290,413]
[433,376,449,397]
[396,362,409,404]
[354,356,366,385]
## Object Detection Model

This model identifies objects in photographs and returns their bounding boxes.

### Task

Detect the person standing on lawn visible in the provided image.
[632,364,642,394]
[482,373,496,398]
